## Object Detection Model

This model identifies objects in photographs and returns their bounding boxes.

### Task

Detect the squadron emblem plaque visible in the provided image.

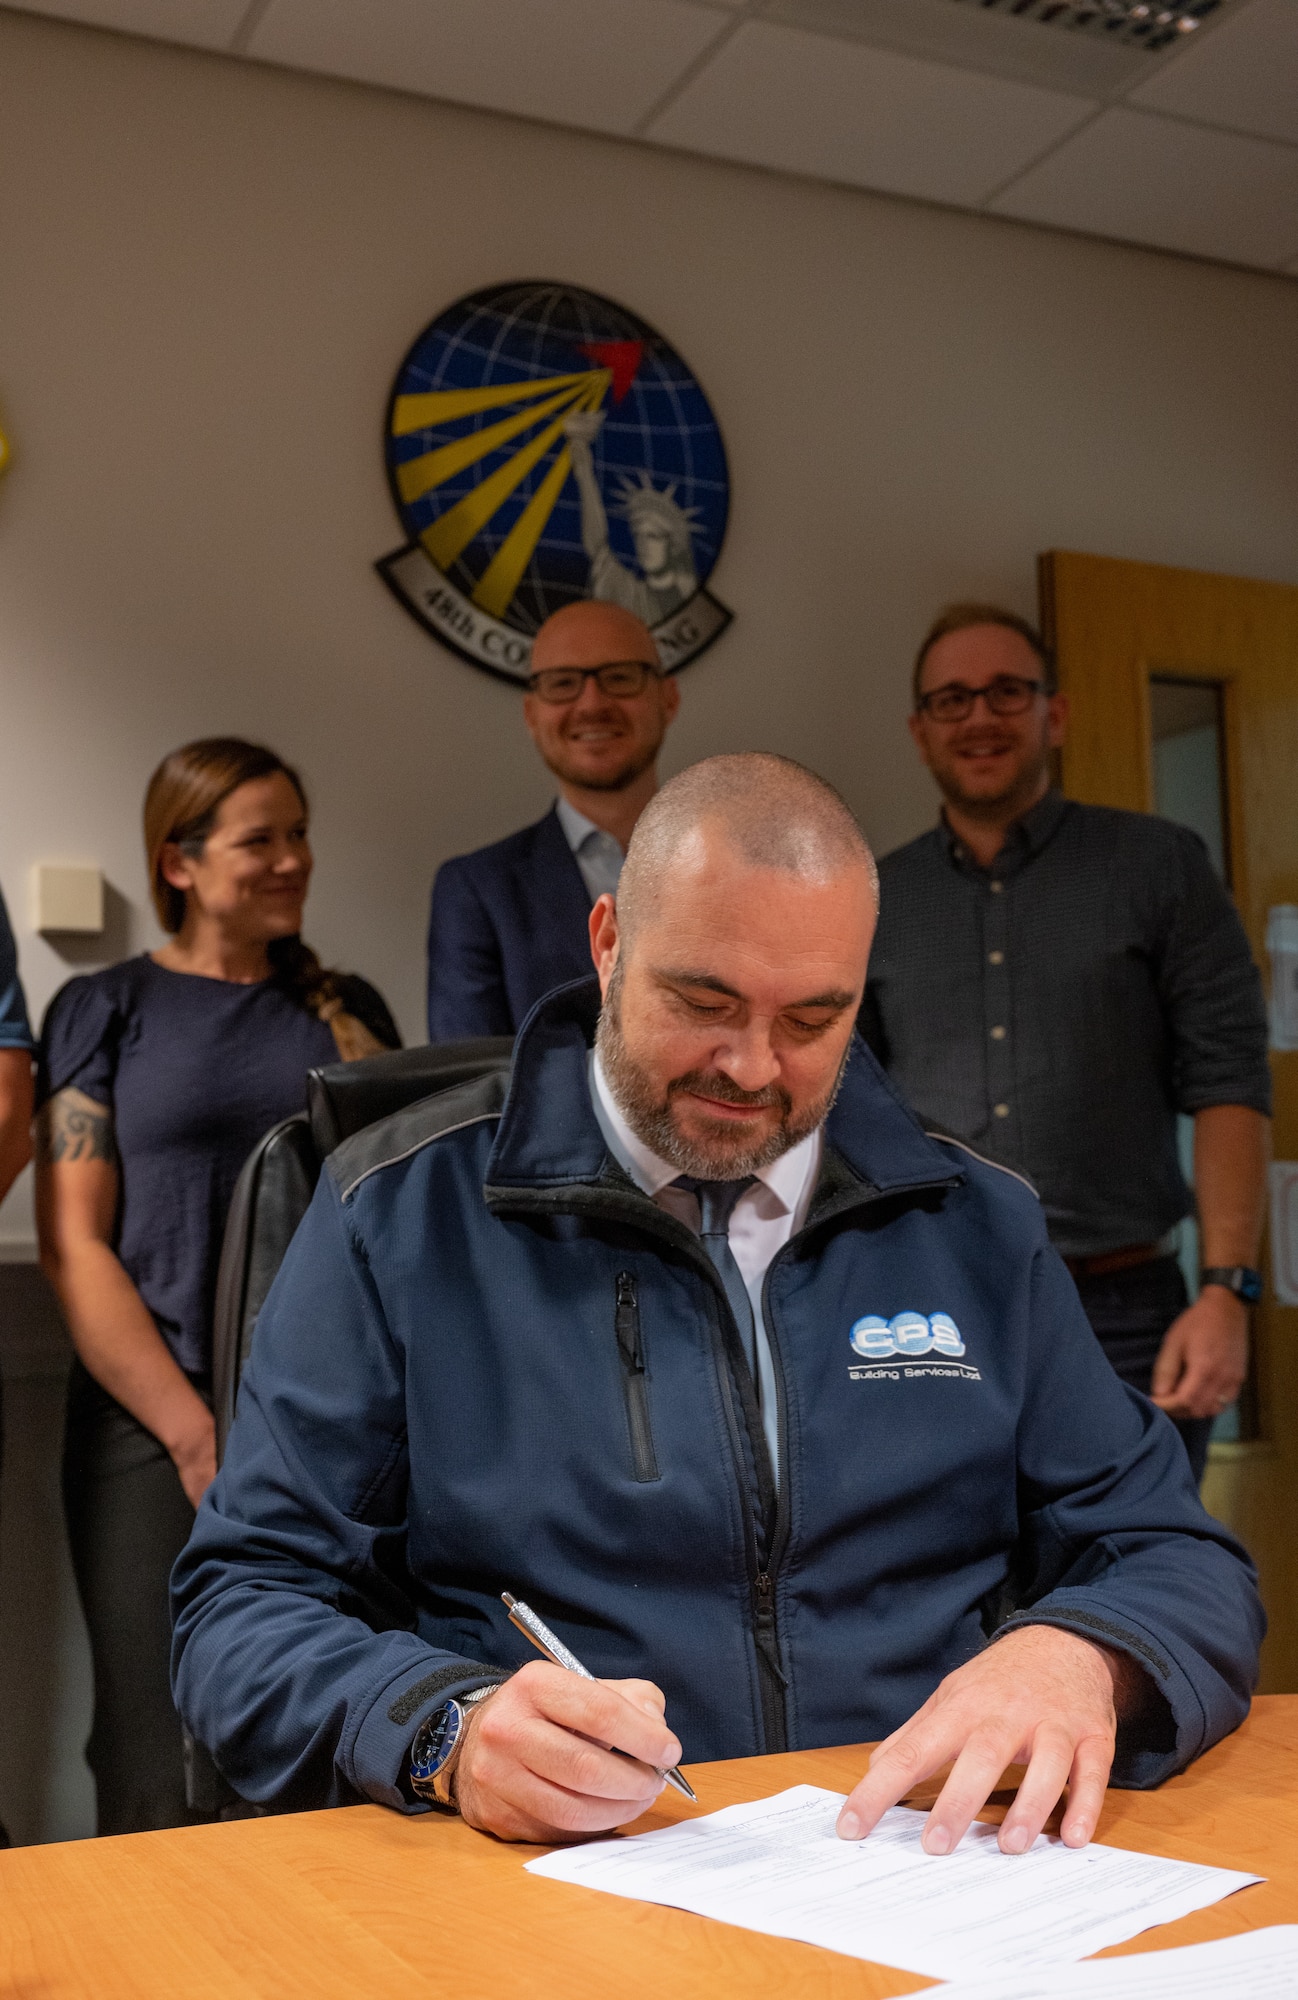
[377,281,731,685]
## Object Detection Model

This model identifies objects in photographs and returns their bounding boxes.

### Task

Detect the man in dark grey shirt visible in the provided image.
[862,604,1271,1481]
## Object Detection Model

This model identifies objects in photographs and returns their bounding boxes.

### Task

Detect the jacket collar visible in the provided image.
[485,978,961,1205]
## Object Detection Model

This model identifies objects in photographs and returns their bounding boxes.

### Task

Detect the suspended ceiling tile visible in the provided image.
[247,0,731,135]
[647,19,1095,204]
[1129,0,1298,147]
[2,0,247,43]
[991,105,1298,268]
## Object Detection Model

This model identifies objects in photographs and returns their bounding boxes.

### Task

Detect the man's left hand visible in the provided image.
[836,1625,1133,1855]
[1150,1287,1248,1421]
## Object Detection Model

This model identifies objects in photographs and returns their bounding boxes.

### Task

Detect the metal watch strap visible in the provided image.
[432,1682,498,1809]
[410,1681,501,1813]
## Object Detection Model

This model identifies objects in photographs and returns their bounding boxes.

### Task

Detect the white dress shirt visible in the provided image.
[589,1051,822,1487]
[555,795,625,904]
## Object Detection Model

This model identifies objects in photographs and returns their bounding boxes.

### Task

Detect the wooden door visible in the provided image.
[1039,548,1298,1692]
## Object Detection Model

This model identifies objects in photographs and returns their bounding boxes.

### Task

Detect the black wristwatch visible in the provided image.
[409,1682,502,1811]
[1200,1266,1263,1304]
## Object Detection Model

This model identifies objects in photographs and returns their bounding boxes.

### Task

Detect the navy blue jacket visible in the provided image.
[172,981,1262,1817]
[426,806,593,1040]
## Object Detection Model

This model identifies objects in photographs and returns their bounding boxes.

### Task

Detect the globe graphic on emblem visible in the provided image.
[379,282,731,684]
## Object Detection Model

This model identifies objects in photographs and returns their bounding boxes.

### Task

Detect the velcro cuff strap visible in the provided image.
[388,1662,510,1727]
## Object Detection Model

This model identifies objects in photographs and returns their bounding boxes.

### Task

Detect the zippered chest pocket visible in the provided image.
[614,1271,660,1483]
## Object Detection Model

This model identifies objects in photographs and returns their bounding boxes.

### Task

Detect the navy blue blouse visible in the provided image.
[39,955,380,1380]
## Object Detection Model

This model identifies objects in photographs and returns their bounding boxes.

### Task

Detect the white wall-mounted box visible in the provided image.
[32,864,104,935]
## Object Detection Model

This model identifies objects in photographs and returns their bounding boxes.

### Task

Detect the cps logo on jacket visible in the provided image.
[848,1311,982,1383]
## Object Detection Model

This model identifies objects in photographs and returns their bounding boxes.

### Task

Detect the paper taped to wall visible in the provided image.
[524,1786,1261,1980]
[1269,1162,1298,1306]
[1266,906,1298,1051]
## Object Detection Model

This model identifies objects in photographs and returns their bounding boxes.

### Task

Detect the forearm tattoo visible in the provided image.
[37,1089,116,1165]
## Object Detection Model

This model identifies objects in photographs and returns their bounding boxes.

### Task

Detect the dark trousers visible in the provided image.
[62,1360,202,1836]
[1071,1255,1214,1484]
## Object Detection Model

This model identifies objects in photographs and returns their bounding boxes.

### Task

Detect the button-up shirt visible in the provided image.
[861,791,1270,1260]
[555,796,625,905]
[588,1050,821,1485]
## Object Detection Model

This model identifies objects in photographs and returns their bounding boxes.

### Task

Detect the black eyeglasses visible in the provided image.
[526,661,658,705]
[916,675,1047,723]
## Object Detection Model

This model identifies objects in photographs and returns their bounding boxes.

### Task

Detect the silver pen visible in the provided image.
[502,1592,698,1803]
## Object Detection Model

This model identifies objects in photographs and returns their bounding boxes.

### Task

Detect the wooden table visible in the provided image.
[3,1695,1294,1998]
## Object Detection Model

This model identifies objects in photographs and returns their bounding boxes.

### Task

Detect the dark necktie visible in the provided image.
[673,1176,758,1376]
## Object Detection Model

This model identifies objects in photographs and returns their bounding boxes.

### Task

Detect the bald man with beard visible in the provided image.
[176,754,1259,1857]
[426,600,680,1040]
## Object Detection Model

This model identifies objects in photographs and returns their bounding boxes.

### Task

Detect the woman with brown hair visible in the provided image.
[35,738,399,1836]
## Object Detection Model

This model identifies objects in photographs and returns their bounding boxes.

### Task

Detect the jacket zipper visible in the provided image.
[701,1256,789,1754]
[751,1257,793,1750]
[752,1568,789,1747]
[614,1272,660,1483]
[615,1259,785,1734]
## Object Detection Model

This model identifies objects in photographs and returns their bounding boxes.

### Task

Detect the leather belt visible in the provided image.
[1064,1241,1166,1280]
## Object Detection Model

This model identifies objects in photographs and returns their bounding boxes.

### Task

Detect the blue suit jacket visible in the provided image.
[426,805,594,1040]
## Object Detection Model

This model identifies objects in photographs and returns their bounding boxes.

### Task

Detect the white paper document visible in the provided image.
[524,1785,1261,1981]
[931,1924,1298,1997]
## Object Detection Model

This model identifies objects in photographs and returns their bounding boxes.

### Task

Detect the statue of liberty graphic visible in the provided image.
[563,409,700,626]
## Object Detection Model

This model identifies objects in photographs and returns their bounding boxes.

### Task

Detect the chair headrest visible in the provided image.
[306,1037,514,1158]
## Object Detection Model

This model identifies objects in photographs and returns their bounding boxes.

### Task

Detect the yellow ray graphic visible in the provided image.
[0,422,9,477]
[421,381,606,578]
[472,446,574,619]
[396,379,592,507]
[392,370,592,436]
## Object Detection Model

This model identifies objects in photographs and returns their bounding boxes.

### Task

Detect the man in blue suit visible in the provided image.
[426,601,680,1039]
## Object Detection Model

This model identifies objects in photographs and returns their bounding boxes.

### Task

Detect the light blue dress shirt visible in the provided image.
[555,796,626,905]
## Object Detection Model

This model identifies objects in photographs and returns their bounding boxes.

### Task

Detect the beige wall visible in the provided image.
[2,5,1298,1243]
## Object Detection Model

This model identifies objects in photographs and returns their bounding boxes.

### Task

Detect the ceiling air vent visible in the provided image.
[949,0,1219,49]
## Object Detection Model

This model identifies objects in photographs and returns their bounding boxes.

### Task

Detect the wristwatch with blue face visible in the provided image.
[1200,1266,1263,1304]
[409,1682,501,1811]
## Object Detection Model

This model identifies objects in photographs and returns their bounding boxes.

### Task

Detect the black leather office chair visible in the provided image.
[211,1037,513,1460]
[191,1036,512,1818]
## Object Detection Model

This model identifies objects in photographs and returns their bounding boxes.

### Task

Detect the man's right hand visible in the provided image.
[453,1660,680,1842]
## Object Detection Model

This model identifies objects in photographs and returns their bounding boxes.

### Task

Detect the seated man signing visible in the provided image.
[173,755,1261,1855]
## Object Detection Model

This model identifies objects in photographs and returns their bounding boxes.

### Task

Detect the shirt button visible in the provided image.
[994,1102,1010,1118]
[990,1025,1006,1040]
[988,950,1004,965]
[990,881,1003,894]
